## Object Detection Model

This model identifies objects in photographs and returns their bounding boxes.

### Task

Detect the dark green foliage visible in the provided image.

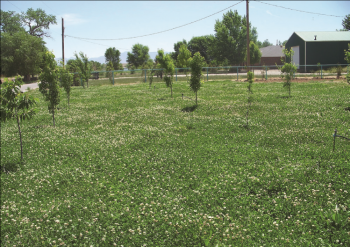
[249,41,262,65]
[104,47,122,70]
[127,43,150,68]
[342,14,350,30]
[1,8,56,38]
[189,52,206,104]
[39,51,61,127]
[106,61,114,84]
[0,10,24,33]
[170,39,187,61]
[0,31,46,80]
[21,8,57,38]
[256,39,273,48]
[90,60,103,71]
[187,35,215,64]
[0,77,37,160]
[212,10,258,65]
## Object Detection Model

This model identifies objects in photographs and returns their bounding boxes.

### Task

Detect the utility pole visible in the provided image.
[246,0,250,72]
[62,18,65,68]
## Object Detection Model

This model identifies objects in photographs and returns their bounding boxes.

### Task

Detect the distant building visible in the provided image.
[256,45,284,66]
[285,31,350,71]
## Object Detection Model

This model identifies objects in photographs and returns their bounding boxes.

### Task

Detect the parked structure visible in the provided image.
[285,31,350,71]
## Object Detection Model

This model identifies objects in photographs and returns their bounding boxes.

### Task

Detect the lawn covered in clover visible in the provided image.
[1,79,349,246]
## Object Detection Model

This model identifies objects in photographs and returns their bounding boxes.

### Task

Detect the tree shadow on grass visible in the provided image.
[181,105,198,112]
[0,162,19,174]
[277,95,292,99]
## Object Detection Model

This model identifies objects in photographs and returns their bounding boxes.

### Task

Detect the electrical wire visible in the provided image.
[65,1,244,41]
[5,1,23,12]
[41,1,61,18]
[255,1,344,18]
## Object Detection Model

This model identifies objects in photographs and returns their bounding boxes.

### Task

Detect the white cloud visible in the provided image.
[266,10,279,18]
[61,13,88,26]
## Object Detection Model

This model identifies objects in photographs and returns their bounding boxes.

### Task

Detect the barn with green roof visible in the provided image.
[285,31,350,72]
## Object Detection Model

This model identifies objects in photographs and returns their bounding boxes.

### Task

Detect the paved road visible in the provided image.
[21,82,40,92]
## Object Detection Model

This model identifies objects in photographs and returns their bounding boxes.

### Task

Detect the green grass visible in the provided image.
[1,79,350,246]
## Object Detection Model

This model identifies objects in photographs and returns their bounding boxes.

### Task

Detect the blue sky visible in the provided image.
[2,1,349,62]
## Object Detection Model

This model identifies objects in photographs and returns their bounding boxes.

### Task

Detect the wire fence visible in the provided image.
[72,64,350,87]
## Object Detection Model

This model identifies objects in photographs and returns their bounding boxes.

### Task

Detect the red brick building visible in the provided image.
[255,45,285,66]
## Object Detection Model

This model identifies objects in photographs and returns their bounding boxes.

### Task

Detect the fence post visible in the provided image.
[144,70,147,83]
[176,68,177,82]
[113,71,114,85]
[265,66,267,80]
[321,65,323,79]
[80,76,82,87]
[237,67,238,80]
[207,67,208,81]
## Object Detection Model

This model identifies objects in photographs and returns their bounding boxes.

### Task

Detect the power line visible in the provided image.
[41,1,60,17]
[65,1,244,41]
[255,1,344,18]
[5,1,23,12]
[68,36,129,50]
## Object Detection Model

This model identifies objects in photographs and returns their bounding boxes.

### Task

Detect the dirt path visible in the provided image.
[21,82,40,92]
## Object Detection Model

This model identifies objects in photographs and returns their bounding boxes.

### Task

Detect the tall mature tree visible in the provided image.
[20,8,57,38]
[74,52,92,88]
[257,39,273,48]
[187,35,215,64]
[342,14,350,30]
[1,8,56,80]
[90,60,103,71]
[39,51,61,127]
[0,10,24,33]
[1,31,46,81]
[1,77,37,160]
[212,10,258,65]
[127,43,150,68]
[104,47,122,70]
[170,39,187,61]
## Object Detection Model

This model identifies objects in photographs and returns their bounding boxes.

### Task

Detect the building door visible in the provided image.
[291,46,300,69]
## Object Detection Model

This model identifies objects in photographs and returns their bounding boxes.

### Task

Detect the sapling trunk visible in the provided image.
[246,101,251,127]
[52,110,55,127]
[16,114,23,160]
[171,85,173,98]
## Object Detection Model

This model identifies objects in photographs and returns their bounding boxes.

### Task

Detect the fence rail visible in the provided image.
[70,64,350,86]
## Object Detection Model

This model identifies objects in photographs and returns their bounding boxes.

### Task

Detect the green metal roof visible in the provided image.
[294,31,350,42]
